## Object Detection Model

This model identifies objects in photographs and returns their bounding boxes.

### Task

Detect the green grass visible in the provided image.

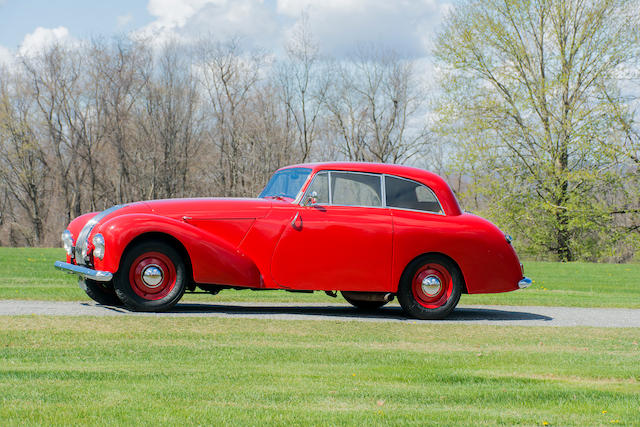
[1,247,639,308]
[0,248,83,301]
[0,317,638,426]
[1,249,639,425]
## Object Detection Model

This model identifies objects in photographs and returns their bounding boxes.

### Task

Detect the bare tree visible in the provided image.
[136,42,203,199]
[244,82,298,193]
[602,76,640,243]
[92,38,151,204]
[22,45,87,223]
[326,46,427,163]
[0,70,51,245]
[197,38,265,196]
[277,13,330,162]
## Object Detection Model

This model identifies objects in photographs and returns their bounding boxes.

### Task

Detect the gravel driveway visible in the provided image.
[1,300,639,327]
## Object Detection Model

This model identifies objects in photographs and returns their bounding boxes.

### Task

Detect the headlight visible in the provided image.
[92,233,105,260]
[61,230,74,256]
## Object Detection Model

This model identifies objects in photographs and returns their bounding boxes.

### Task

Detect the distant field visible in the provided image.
[0,316,638,426]
[0,247,639,308]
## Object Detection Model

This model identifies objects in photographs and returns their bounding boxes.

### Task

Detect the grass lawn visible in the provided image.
[0,247,639,308]
[0,316,638,426]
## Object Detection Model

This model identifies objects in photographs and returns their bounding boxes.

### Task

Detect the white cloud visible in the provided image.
[117,13,134,29]
[277,0,451,57]
[147,0,226,28]
[138,0,279,50]
[18,26,76,57]
[137,0,451,57]
[277,0,363,16]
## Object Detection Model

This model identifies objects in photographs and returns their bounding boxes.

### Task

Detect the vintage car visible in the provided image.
[54,162,531,319]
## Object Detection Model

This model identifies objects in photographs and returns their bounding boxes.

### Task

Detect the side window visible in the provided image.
[385,176,442,214]
[331,172,382,207]
[304,171,329,204]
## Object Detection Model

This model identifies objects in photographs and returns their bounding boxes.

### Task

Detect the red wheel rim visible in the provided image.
[129,252,177,300]
[411,263,453,309]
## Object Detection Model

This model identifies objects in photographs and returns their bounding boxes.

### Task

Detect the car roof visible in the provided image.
[278,162,462,216]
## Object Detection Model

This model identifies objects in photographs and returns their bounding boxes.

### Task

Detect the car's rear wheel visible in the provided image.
[397,254,462,320]
[114,240,186,312]
[79,278,122,306]
[341,292,389,310]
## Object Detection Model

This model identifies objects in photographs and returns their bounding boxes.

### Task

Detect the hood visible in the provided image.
[69,198,274,265]
[142,197,273,220]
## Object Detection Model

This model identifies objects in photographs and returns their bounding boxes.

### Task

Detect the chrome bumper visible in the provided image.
[518,277,532,289]
[54,261,113,282]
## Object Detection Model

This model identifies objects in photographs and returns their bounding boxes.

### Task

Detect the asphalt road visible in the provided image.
[1,300,639,327]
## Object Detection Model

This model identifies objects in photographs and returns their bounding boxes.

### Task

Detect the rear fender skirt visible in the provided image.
[93,214,261,287]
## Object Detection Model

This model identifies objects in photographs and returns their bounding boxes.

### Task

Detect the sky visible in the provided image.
[0,0,453,64]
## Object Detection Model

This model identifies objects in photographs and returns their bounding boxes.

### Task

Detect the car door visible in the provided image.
[271,171,393,292]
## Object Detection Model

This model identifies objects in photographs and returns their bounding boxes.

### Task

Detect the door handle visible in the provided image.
[291,212,302,230]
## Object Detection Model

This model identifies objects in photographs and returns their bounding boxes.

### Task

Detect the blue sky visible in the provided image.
[0,0,452,63]
[0,0,152,48]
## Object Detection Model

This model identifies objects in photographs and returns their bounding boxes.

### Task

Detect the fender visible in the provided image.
[91,213,261,287]
[390,212,522,294]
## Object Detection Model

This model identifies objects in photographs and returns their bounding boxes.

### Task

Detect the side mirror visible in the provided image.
[305,191,318,206]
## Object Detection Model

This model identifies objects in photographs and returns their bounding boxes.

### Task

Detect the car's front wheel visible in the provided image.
[79,278,122,306]
[397,254,462,320]
[114,240,186,312]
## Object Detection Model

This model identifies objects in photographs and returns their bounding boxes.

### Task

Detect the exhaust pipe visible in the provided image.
[341,291,395,303]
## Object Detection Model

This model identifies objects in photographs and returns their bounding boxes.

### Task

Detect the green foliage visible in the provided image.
[433,0,640,261]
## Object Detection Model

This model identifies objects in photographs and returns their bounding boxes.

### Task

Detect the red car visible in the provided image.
[55,162,530,319]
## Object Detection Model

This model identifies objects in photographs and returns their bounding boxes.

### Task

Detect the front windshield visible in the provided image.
[259,167,312,200]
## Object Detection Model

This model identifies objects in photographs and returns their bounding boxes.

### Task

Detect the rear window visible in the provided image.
[385,176,442,214]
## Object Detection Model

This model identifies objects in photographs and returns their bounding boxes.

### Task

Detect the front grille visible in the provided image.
[75,205,123,265]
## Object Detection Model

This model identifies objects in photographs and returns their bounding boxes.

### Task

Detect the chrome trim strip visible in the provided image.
[75,204,123,265]
[518,277,532,289]
[386,206,446,216]
[54,261,113,282]
[327,203,388,210]
[381,174,387,207]
[328,171,333,204]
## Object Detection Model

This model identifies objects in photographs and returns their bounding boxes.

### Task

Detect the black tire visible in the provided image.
[397,254,462,320]
[113,240,186,312]
[79,278,123,306]
[341,292,389,310]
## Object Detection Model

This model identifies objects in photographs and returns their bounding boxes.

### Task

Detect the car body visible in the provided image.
[55,162,531,319]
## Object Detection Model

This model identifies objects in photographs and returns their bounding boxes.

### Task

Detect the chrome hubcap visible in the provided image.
[421,275,442,296]
[141,265,163,288]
